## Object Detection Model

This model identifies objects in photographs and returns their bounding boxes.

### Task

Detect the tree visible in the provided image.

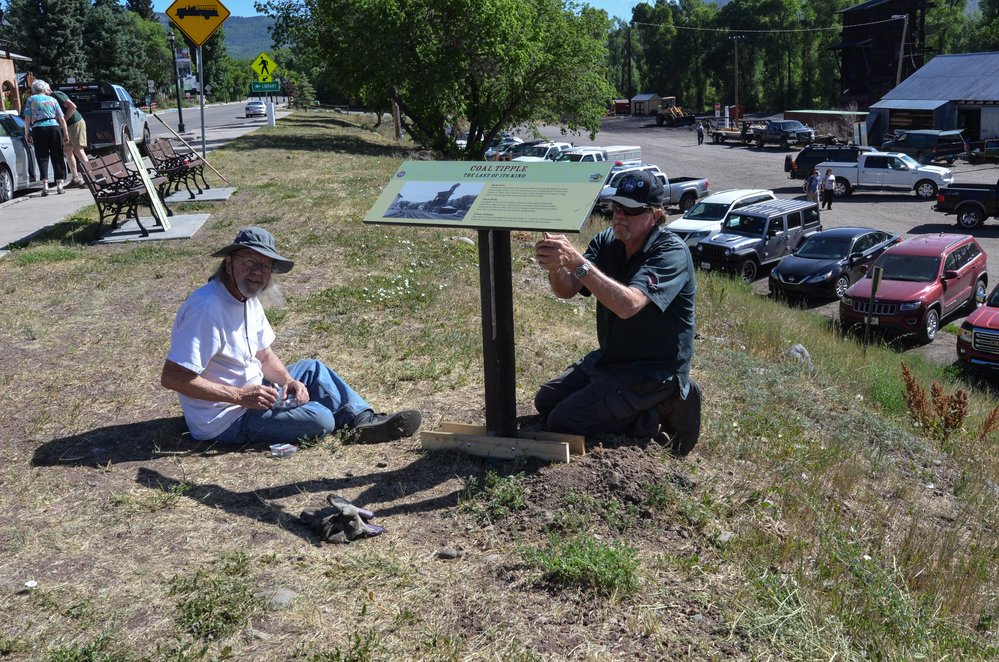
[84,0,147,98]
[260,0,615,158]
[3,0,89,83]
[126,0,154,20]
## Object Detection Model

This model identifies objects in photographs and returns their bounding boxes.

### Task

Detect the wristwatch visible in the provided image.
[574,260,591,279]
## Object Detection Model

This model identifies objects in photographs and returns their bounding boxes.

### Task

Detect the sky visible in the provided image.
[153,0,635,21]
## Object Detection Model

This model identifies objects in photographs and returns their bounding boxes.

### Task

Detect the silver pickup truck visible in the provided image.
[56,81,151,159]
[597,164,709,213]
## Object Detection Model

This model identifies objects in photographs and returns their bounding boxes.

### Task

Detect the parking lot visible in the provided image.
[543,115,999,364]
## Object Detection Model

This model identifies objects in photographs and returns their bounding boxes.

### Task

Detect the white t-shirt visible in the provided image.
[166,279,276,440]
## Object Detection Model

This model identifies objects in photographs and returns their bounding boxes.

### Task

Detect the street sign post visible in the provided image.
[251,80,280,93]
[165,0,230,47]
[251,52,277,82]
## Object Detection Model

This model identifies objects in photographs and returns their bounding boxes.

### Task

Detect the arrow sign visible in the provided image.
[252,52,277,82]
[166,0,231,47]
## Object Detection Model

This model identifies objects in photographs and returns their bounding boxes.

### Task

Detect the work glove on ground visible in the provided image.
[298,494,384,544]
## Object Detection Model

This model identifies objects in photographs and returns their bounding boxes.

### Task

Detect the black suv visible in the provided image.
[785,144,875,179]
[881,129,967,164]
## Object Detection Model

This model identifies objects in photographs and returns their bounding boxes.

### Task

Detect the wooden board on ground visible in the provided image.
[124,140,170,231]
[420,422,586,463]
[438,422,585,456]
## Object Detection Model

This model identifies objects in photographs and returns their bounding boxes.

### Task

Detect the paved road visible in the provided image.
[543,116,999,364]
[0,100,287,253]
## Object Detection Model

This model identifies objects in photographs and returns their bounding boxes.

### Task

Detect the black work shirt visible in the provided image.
[581,225,696,389]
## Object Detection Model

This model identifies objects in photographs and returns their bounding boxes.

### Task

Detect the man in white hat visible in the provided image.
[161,227,421,445]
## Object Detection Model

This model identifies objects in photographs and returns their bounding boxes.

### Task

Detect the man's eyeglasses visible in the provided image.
[235,255,275,274]
[613,204,651,217]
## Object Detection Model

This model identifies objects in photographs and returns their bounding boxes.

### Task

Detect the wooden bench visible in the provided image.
[147,138,211,200]
[78,152,173,236]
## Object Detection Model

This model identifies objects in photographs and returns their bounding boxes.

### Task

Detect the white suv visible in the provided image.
[667,188,776,247]
[512,141,573,162]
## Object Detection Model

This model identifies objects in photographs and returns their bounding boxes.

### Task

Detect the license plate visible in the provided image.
[701,261,712,270]
[866,317,879,325]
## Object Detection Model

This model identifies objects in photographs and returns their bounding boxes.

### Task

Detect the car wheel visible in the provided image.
[914,179,937,199]
[737,258,758,282]
[679,193,696,212]
[834,178,851,197]
[918,307,940,344]
[756,136,764,148]
[956,205,984,229]
[964,277,988,314]
[140,124,152,156]
[834,274,850,299]
[0,165,13,202]
[119,127,133,162]
[945,157,955,165]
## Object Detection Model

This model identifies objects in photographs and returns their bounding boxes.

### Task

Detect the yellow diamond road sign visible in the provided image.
[166,0,231,48]
[252,52,277,83]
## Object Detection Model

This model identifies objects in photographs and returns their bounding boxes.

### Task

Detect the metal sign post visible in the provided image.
[198,45,206,157]
[863,265,884,348]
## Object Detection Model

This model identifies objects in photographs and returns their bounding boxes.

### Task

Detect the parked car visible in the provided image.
[768,227,900,299]
[512,141,573,162]
[957,282,999,373]
[881,129,967,164]
[785,143,875,180]
[245,100,266,117]
[818,151,953,199]
[752,119,815,148]
[694,199,822,281]
[666,188,776,248]
[933,177,999,229]
[484,136,523,161]
[598,165,709,213]
[966,139,999,165]
[499,139,544,161]
[839,234,988,344]
[554,147,608,163]
[0,111,48,202]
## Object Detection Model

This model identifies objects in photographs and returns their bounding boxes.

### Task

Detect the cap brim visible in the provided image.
[604,195,648,209]
[211,244,294,273]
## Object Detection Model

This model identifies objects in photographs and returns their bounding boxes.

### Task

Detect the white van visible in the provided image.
[667,189,776,248]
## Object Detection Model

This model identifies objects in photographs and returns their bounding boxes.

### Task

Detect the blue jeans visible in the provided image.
[215,359,371,445]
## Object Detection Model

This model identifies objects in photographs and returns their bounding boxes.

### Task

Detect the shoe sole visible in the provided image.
[353,411,422,444]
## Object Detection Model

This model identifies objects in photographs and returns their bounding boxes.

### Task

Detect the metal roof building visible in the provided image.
[867,52,999,145]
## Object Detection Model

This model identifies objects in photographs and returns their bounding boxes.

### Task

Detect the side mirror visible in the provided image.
[848,252,863,263]
[943,270,960,280]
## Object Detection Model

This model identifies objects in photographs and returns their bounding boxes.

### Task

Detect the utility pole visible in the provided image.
[891,14,909,87]
[729,35,745,126]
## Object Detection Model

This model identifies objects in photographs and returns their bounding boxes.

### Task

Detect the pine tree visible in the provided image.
[4,0,89,83]
[126,0,155,20]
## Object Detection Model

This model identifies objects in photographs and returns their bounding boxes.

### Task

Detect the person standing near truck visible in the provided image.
[822,168,836,210]
[803,168,821,203]
[51,88,87,187]
[23,80,70,196]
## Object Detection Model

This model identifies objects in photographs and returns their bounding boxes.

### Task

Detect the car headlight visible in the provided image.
[841,296,854,306]
[804,270,833,283]
[725,248,734,256]
[899,301,921,311]
[959,321,974,341]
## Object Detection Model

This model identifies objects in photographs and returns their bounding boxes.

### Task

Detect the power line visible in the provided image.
[629,16,903,34]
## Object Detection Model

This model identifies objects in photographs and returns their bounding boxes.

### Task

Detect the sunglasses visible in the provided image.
[233,255,275,274]
[613,204,651,217]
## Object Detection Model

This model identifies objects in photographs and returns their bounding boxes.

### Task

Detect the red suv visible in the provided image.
[957,283,999,373]
[839,234,988,344]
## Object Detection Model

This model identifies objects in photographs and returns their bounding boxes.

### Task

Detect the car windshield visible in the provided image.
[873,254,940,282]
[682,202,729,221]
[989,287,999,307]
[781,121,805,130]
[898,154,920,168]
[556,152,592,162]
[795,236,853,260]
[721,213,766,235]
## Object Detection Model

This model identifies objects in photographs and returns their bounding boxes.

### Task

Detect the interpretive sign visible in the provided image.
[364,161,612,233]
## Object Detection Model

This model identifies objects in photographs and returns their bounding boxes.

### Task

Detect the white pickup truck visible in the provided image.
[554,144,642,164]
[817,151,953,200]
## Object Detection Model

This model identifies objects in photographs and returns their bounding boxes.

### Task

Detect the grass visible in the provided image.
[0,112,997,659]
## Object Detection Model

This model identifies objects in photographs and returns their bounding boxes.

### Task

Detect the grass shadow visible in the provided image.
[31,417,243,467]
[6,218,101,249]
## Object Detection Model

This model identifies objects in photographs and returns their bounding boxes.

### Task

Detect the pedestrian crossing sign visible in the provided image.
[252,52,277,82]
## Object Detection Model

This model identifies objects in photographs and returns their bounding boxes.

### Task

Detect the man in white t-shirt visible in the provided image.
[161,227,421,445]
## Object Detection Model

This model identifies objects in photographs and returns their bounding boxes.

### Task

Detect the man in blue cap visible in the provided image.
[161,227,421,446]
[534,170,701,456]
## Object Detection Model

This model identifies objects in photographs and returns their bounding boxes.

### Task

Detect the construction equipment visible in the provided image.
[656,97,696,127]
